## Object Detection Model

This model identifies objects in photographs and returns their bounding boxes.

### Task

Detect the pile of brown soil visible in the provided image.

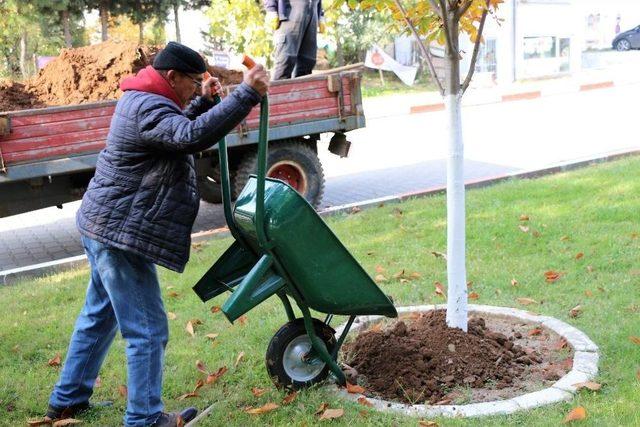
[1,41,243,112]
[343,310,549,404]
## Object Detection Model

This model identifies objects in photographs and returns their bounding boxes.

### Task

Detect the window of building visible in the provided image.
[523,36,557,59]
[475,38,497,73]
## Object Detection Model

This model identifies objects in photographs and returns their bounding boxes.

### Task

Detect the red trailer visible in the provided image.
[0,69,364,218]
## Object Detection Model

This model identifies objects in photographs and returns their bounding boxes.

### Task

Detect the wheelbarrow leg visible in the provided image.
[277,291,296,322]
[299,304,347,386]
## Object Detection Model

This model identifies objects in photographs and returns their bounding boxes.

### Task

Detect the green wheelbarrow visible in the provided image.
[192,91,397,390]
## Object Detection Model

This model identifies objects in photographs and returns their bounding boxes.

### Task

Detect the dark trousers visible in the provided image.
[272,0,319,80]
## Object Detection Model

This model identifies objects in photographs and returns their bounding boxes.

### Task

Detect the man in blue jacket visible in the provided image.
[44,42,269,427]
[265,0,325,79]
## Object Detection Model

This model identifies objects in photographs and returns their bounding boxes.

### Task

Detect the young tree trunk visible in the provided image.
[19,30,28,79]
[443,15,468,332]
[99,0,109,41]
[336,37,345,66]
[138,22,144,44]
[173,1,181,43]
[62,9,73,47]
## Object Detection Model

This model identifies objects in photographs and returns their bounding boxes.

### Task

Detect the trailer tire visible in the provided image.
[233,140,325,208]
[197,176,223,204]
[266,318,337,390]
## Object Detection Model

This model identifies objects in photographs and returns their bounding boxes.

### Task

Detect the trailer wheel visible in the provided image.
[197,176,223,204]
[233,141,325,208]
[266,318,337,390]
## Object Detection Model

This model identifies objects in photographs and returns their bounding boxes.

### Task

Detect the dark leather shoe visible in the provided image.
[149,407,198,427]
[45,401,112,420]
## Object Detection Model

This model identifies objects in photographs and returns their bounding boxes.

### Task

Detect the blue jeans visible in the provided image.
[50,236,169,426]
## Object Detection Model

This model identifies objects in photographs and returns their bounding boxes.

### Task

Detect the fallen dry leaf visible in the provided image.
[118,384,128,398]
[374,274,387,282]
[205,333,219,341]
[575,252,584,260]
[251,387,266,397]
[196,360,208,374]
[572,381,601,391]
[245,402,279,415]
[399,278,410,284]
[528,328,543,336]
[350,206,361,214]
[516,297,538,306]
[48,353,61,367]
[314,403,329,415]
[357,396,373,407]
[560,235,570,241]
[393,269,405,279]
[553,338,568,350]
[569,305,582,318]
[636,369,640,382]
[234,351,245,368]
[587,266,594,273]
[375,265,385,273]
[238,315,248,325]
[168,291,179,298]
[434,282,446,297]
[27,419,53,426]
[544,270,562,283]
[210,306,221,314]
[431,251,446,259]
[629,336,640,345]
[185,321,195,337]
[282,391,298,405]
[206,366,228,384]
[319,408,344,420]
[469,292,479,300]
[532,230,542,238]
[167,312,177,320]
[409,272,422,279]
[584,290,593,298]
[419,422,439,427]
[466,281,473,288]
[511,278,519,287]
[369,323,383,333]
[176,391,199,400]
[519,214,529,221]
[193,379,204,391]
[52,419,83,427]
[518,225,530,233]
[563,406,587,423]
[94,376,101,388]
[346,382,365,394]
[11,345,20,353]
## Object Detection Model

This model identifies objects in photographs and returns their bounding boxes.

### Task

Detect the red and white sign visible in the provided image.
[365,45,418,86]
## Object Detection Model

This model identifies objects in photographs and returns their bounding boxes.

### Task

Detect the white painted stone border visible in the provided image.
[331,304,599,418]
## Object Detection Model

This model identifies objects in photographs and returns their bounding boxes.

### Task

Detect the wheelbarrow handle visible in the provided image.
[255,95,270,249]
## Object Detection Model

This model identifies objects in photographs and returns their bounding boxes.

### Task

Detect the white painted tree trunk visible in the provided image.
[444,92,468,332]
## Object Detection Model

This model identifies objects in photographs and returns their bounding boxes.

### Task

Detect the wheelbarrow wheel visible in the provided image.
[266,318,337,390]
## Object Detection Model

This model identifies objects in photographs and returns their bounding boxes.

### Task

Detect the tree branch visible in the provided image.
[426,0,443,20]
[438,0,457,58]
[456,0,474,20]
[460,0,490,94]
[393,0,445,96]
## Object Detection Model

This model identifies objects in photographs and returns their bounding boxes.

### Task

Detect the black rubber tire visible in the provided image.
[197,176,223,204]
[233,140,325,208]
[616,39,631,51]
[265,318,337,390]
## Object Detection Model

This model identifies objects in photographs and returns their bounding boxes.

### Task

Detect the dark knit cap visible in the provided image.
[153,41,206,74]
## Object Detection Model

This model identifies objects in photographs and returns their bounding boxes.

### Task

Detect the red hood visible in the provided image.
[120,66,182,107]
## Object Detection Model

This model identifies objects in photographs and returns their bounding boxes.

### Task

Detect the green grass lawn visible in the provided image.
[2,157,640,426]
[361,69,437,98]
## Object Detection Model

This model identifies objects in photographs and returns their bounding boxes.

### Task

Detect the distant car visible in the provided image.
[612,25,640,51]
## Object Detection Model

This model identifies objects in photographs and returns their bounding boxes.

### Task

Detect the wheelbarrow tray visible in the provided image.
[233,176,396,318]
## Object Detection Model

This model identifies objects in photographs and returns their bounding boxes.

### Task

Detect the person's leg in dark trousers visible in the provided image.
[272,0,319,80]
[293,1,318,77]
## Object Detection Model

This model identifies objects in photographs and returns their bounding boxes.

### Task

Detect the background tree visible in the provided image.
[203,0,273,66]
[340,0,501,331]
[117,0,170,43]
[171,0,210,43]
[85,0,119,41]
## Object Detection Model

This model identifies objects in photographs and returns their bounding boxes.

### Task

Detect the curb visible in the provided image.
[409,79,624,114]
[332,304,599,418]
[2,148,639,284]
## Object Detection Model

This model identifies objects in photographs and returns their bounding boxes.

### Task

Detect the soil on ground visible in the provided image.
[0,41,244,112]
[342,309,573,405]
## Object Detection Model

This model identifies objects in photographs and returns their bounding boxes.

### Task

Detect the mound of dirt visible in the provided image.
[26,41,158,106]
[1,41,243,112]
[344,310,547,404]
